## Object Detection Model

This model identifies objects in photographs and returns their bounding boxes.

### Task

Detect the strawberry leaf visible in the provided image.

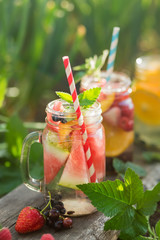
[137,182,160,216]
[77,169,148,239]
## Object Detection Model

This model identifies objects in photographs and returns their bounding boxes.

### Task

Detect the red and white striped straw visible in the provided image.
[62,56,97,183]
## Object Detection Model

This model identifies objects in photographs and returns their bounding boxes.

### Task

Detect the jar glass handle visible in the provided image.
[20,131,43,192]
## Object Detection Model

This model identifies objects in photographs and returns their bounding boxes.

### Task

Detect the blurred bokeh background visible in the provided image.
[0,0,160,197]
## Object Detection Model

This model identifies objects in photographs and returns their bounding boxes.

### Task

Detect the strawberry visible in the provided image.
[0,226,12,240]
[119,116,134,131]
[15,206,45,234]
[40,234,55,240]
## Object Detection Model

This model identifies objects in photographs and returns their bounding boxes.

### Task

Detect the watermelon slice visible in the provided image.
[43,131,69,184]
[58,131,90,190]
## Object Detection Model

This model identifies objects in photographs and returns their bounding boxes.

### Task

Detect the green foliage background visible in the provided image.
[0,0,160,197]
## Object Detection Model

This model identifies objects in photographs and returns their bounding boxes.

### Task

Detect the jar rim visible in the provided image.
[81,71,131,93]
[136,55,160,71]
[46,99,102,119]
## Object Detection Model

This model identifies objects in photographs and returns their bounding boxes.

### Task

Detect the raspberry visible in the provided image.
[121,105,134,119]
[0,227,12,240]
[119,116,134,131]
[40,233,55,240]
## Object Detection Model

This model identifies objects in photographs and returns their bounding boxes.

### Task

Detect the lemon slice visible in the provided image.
[100,93,115,113]
[132,89,160,125]
[103,122,134,157]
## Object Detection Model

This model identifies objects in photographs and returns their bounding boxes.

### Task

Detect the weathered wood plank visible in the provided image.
[0,184,119,240]
[1,157,160,240]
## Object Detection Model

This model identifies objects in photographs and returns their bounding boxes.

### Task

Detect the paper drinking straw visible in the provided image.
[106,27,120,81]
[62,56,97,183]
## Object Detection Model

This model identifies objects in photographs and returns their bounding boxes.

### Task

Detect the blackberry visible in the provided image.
[49,208,60,221]
[60,207,66,215]
[54,219,63,231]
[67,211,75,215]
[60,118,67,124]
[54,194,62,201]
[52,114,61,122]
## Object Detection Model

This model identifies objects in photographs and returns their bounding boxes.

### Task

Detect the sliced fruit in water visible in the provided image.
[100,93,115,113]
[132,88,160,125]
[103,122,134,157]
[43,131,69,184]
[103,106,121,127]
[59,131,90,190]
[87,126,105,180]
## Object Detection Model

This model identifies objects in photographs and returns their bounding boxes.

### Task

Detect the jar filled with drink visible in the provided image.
[80,72,134,175]
[20,97,105,216]
[132,55,160,149]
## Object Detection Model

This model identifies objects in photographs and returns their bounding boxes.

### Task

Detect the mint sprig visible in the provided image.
[56,87,101,109]
[73,49,109,83]
[77,168,160,240]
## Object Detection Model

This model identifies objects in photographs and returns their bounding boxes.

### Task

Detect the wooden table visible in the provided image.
[1,158,160,240]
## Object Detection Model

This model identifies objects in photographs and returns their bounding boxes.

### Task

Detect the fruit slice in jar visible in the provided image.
[59,130,90,190]
[43,131,69,184]
[100,93,115,113]
[103,122,134,157]
[87,126,105,181]
[132,89,160,125]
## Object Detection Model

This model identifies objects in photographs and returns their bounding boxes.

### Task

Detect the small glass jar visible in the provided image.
[80,72,134,175]
[20,99,105,216]
[132,55,160,149]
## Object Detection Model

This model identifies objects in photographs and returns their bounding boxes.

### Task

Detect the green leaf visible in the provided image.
[56,88,101,109]
[73,49,108,78]
[56,91,73,104]
[95,49,109,71]
[124,168,144,205]
[155,220,160,237]
[143,151,160,163]
[78,169,146,239]
[5,114,27,158]
[74,71,86,83]
[137,182,160,216]
[78,87,101,108]
[113,158,147,178]
[0,165,22,197]
[30,142,43,179]
[119,212,148,239]
[0,75,7,108]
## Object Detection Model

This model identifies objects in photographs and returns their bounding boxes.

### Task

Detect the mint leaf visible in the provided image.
[155,220,160,238]
[73,49,109,78]
[95,49,109,71]
[78,87,101,108]
[56,88,100,109]
[113,158,146,178]
[56,91,73,103]
[137,182,160,216]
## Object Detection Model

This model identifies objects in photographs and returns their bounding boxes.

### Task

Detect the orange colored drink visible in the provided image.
[132,55,160,148]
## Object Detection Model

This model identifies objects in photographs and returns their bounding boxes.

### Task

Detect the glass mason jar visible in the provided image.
[132,55,160,149]
[20,99,105,216]
[80,72,134,175]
